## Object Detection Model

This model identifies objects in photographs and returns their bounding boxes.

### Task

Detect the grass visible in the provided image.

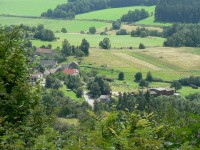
[0,0,67,17]
[0,16,110,33]
[179,86,200,97]
[135,16,172,27]
[67,47,200,96]
[59,85,83,101]
[56,118,80,127]
[76,6,155,21]
[32,33,165,48]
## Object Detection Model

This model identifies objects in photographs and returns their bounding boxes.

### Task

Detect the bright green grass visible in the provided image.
[136,16,172,27]
[0,16,110,32]
[0,0,67,16]
[76,6,155,21]
[59,85,83,101]
[56,118,80,127]
[179,86,200,97]
[191,49,200,55]
[32,33,165,48]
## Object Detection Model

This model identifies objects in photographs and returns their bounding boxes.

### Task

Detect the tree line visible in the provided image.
[155,0,200,23]
[41,0,158,19]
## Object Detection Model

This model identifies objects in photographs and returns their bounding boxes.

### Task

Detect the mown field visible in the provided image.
[67,47,200,96]
[0,0,67,16]
[76,6,155,21]
[0,16,110,33]
[32,33,165,48]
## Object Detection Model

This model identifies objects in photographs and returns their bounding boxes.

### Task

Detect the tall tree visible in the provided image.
[80,38,90,56]
[61,39,71,56]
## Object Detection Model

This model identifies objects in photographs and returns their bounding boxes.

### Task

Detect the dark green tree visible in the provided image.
[80,38,90,56]
[134,72,142,82]
[146,71,153,82]
[61,39,71,56]
[139,43,145,49]
[118,72,124,80]
[99,38,111,49]
[89,26,96,34]
[112,20,121,30]
[61,27,67,33]
[139,79,149,88]
[171,80,182,91]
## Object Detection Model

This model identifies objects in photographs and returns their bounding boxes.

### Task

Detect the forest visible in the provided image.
[155,0,200,23]
[41,0,158,19]
[0,26,199,149]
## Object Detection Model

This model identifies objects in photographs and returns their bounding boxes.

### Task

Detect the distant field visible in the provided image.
[76,6,155,21]
[0,0,67,16]
[135,16,172,27]
[67,47,200,95]
[32,33,165,48]
[0,16,110,33]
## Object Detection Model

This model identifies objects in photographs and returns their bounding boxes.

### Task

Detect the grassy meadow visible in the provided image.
[0,0,67,17]
[66,47,200,95]
[76,6,155,21]
[32,33,165,48]
[0,16,110,33]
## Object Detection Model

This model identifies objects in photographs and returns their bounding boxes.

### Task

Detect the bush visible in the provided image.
[118,72,124,80]
[99,38,111,49]
[89,27,96,34]
[61,27,67,33]
[116,29,128,35]
[139,43,145,49]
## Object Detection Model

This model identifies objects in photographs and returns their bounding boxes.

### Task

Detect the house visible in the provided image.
[41,60,57,68]
[35,48,54,56]
[60,61,79,70]
[98,95,110,102]
[63,68,79,76]
[149,88,175,96]
[30,72,44,85]
[44,68,59,75]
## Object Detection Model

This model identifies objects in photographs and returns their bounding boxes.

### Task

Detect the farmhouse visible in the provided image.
[63,68,79,76]
[98,95,110,102]
[30,72,44,85]
[61,61,79,70]
[149,88,175,96]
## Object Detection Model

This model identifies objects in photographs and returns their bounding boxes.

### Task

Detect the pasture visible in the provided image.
[0,0,67,17]
[66,47,200,95]
[76,6,155,21]
[0,16,110,33]
[32,33,165,48]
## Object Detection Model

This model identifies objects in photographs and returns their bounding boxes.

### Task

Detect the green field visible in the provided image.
[0,16,110,33]
[32,33,165,48]
[76,6,155,21]
[66,47,200,95]
[136,16,172,27]
[0,0,67,17]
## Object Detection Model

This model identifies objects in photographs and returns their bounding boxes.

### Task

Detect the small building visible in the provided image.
[44,68,59,75]
[30,72,44,85]
[41,60,57,68]
[98,95,110,102]
[35,48,54,56]
[63,68,79,76]
[103,77,114,82]
[149,88,175,96]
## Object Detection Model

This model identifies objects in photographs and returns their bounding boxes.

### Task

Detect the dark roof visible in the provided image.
[41,60,57,66]
[36,48,53,54]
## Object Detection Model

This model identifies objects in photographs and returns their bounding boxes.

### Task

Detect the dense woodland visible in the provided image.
[155,0,200,23]
[163,24,200,47]
[41,0,158,19]
[0,26,200,149]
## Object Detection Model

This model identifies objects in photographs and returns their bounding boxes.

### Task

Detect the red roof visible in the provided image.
[63,69,79,75]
